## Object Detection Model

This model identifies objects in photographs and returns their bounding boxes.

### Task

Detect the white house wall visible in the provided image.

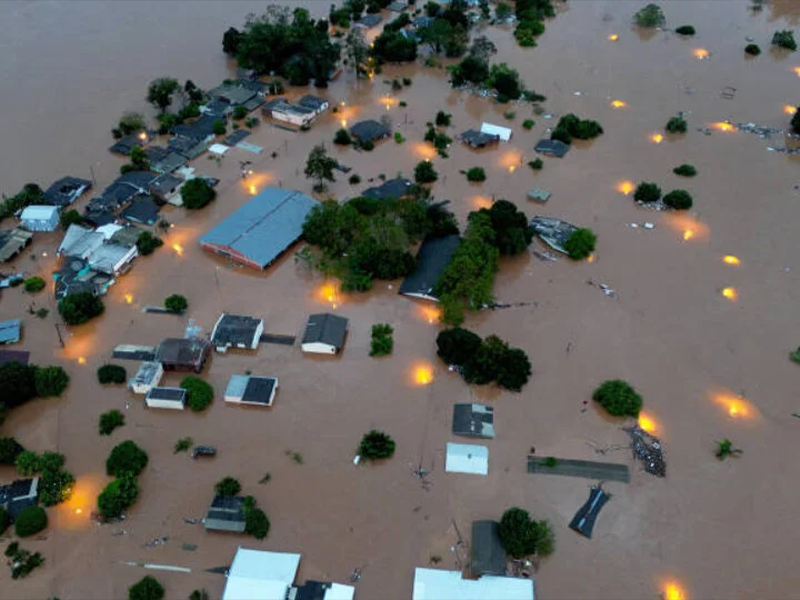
[301,342,336,354]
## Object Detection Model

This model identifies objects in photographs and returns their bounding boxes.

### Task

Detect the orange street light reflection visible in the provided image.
[723,255,740,266]
[663,213,710,242]
[611,100,627,108]
[471,195,493,210]
[341,119,347,128]
[317,282,341,309]
[794,66,800,77]
[712,392,758,420]
[617,180,634,195]
[508,165,516,173]
[78,357,86,365]
[411,363,434,386]
[693,48,709,60]
[608,34,619,41]
[124,293,133,305]
[784,105,797,115]
[683,229,694,241]
[586,253,596,263]
[138,131,148,141]
[172,243,184,256]
[663,582,686,600]
[651,133,664,144]
[638,412,657,435]
[721,287,738,301]
[710,121,734,132]
[417,305,441,324]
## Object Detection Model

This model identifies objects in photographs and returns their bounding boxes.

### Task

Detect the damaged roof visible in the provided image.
[43,176,92,207]
[529,216,578,255]
[399,234,460,301]
[452,403,495,439]
[361,178,413,200]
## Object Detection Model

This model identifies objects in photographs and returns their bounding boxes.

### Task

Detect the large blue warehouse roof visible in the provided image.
[199,188,317,269]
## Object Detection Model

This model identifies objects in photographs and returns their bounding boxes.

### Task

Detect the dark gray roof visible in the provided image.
[398,234,460,299]
[53,258,114,300]
[83,209,117,227]
[204,495,246,532]
[146,386,187,401]
[452,403,495,438]
[43,176,92,207]
[198,188,317,270]
[292,581,336,600]
[242,377,276,405]
[168,135,205,158]
[117,171,157,189]
[112,345,156,361]
[534,139,570,158]
[361,178,413,200]
[151,152,186,174]
[109,134,144,156]
[471,521,507,576]
[356,14,383,27]
[529,216,577,254]
[413,15,434,27]
[350,120,390,143]
[203,99,231,118]
[262,96,287,112]
[156,337,211,369]
[0,349,30,366]
[225,130,251,146]
[144,146,170,163]
[149,173,183,197]
[302,313,348,349]
[298,95,328,111]
[461,129,500,148]
[212,314,262,347]
[0,228,33,262]
[172,115,218,141]
[0,478,38,519]
[121,196,160,225]
[569,486,609,539]
[235,78,267,94]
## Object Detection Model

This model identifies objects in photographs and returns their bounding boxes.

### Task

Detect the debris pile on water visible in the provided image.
[623,426,666,477]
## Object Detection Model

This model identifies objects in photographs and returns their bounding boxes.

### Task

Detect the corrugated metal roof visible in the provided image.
[445,443,488,475]
[412,568,534,600]
[199,188,316,269]
[223,548,301,600]
[20,205,59,220]
[0,319,22,344]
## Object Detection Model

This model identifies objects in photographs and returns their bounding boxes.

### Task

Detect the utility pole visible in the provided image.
[54,323,65,348]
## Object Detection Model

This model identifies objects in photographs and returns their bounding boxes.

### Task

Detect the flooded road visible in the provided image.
[2,1,800,599]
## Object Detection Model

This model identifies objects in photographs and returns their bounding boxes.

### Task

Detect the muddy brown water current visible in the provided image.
[2,1,800,598]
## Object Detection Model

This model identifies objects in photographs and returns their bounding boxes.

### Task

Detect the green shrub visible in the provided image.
[665,116,687,133]
[244,505,270,539]
[98,364,127,385]
[551,114,603,144]
[563,228,597,260]
[106,440,148,477]
[522,119,535,130]
[60,209,84,230]
[370,324,394,357]
[5,541,45,579]
[164,294,188,313]
[34,366,70,397]
[772,30,797,51]
[435,111,452,126]
[399,101,408,107]
[498,507,554,558]
[0,437,24,464]
[180,376,213,412]
[214,476,241,497]
[334,128,352,145]
[38,466,75,506]
[436,328,483,366]
[98,473,138,518]
[414,161,438,183]
[129,575,165,600]
[504,110,516,120]
[244,116,258,128]
[348,174,361,185]
[181,179,216,210]
[634,3,665,28]
[633,182,662,203]
[394,132,405,144]
[358,430,396,460]
[592,379,643,417]
[466,167,486,182]
[544,456,557,468]
[14,506,48,537]
[232,106,248,120]
[663,189,693,210]
[212,119,226,135]
[403,77,413,86]
[23,277,45,293]
[744,43,761,56]
[789,347,800,364]
[0,506,8,533]
[528,159,543,171]
[461,334,532,391]
[675,25,695,35]
[15,451,41,476]
[673,164,697,177]
[174,437,192,453]
[58,291,104,325]
[361,139,375,151]
[791,108,800,135]
[99,410,125,435]
[136,232,163,256]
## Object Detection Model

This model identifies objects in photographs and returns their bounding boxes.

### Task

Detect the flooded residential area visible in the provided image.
[1,1,800,598]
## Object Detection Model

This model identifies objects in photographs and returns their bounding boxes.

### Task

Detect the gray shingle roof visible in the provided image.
[43,176,92,207]
[146,386,187,402]
[199,188,317,269]
[211,314,262,347]
[471,521,507,576]
[452,403,495,438]
[204,495,246,533]
[302,313,348,349]
[534,139,570,158]
[461,129,500,148]
[361,178,413,200]
[398,234,460,300]
[350,120,390,143]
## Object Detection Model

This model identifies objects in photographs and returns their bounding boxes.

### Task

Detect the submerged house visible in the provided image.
[43,176,92,207]
[0,349,30,366]
[53,258,115,300]
[398,234,460,301]
[569,486,610,539]
[58,224,137,275]
[350,120,391,144]
[121,195,160,226]
[534,139,570,158]
[149,173,184,202]
[145,386,187,410]
[128,361,164,395]
[210,314,264,352]
[301,313,348,355]
[155,337,211,373]
[19,205,59,232]
[528,216,578,255]
[262,97,317,127]
[199,188,316,271]
[445,443,488,475]
[412,568,534,600]
[460,129,500,149]
[471,521,507,577]
[0,229,33,262]
[362,178,413,200]
[480,122,513,142]
[225,375,278,407]
[297,95,329,116]
[452,403,495,439]
[204,495,246,533]
[0,478,39,520]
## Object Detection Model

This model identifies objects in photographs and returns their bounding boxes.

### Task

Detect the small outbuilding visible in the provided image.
[145,386,187,410]
[211,314,264,352]
[452,403,495,439]
[529,216,578,255]
[0,349,30,366]
[43,176,92,207]
[149,173,184,201]
[568,486,610,539]
[225,375,278,407]
[0,229,33,262]
[20,205,59,232]
[262,98,317,127]
[297,95,330,115]
[361,178,413,200]
[128,361,164,395]
[350,120,391,144]
[204,495,246,533]
[0,319,22,345]
[460,129,500,149]
[0,478,39,519]
[301,313,348,355]
[445,443,488,475]
[527,188,551,203]
[155,337,211,373]
[480,122,513,142]
[471,521,507,577]
[223,548,302,600]
[534,139,570,158]
[399,234,460,301]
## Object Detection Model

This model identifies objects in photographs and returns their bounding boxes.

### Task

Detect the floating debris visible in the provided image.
[533,250,558,262]
[623,426,666,477]
[144,536,169,548]
[586,279,617,299]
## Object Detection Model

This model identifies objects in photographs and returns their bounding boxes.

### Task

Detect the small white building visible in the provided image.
[128,361,164,395]
[210,313,264,353]
[20,205,59,232]
[145,386,186,410]
[480,122,513,142]
[412,568,534,600]
[225,375,278,407]
[445,443,489,475]
[301,313,348,355]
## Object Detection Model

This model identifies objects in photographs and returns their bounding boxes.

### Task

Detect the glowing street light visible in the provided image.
[608,34,619,41]
[693,48,709,60]
[784,105,797,115]
[663,582,686,600]
[651,133,664,144]
[721,287,738,301]
[611,100,627,108]
[682,229,694,241]
[617,180,634,195]
[638,412,657,434]
[412,363,434,386]
[722,255,740,266]
[124,293,133,305]
[172,243,184,257]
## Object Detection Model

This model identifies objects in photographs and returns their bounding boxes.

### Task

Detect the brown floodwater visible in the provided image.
[2,1,800,598]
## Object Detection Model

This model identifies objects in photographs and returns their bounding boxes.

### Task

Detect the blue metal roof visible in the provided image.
[199,188,317,269]
[0,319,22,344]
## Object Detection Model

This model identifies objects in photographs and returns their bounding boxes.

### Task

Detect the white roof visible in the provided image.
[95,223,123,239]
[20,205,59,220]
[209,143,231,155]
[445,443,488,475]
[413,568,534,600]
[480,122,513,141]
[223,548,301,600]
[325,583,356,600]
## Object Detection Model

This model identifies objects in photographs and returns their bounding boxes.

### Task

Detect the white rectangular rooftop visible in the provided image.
[413,568,534,600]
[480,122,513,141]
[445,443,488,475]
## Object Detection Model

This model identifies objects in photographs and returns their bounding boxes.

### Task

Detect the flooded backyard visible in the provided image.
[1,1,800,598]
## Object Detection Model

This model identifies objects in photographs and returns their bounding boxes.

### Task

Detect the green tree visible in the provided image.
[449,54,489,87]
[146,78,180,113]
[358,430,396,460]
[436,328,483,365]
[39,467,75,506]
[34,366,70,397]
[791,107,800,135]
[99,410,125,435]
[466,167,486,182]
[212,119,226,135]
[496,347,532,392]
[663,190,693,210]
[180,178,216,210]
[106,440,149,477]
[222,27,242,56]
[58,291,105,325]
[232,106,248,120]
[23,277,45,293]
[371,29,418,63]
[481,200,533,256]
[305,144,337,191]
[14,506,48,538]
[370,324,394,356]
[334,129,352,145]
[60,209,84,230]
[498,507,553,558]
[673,164,697,177]
[180,376,214,412]
[98,364,127,384]
[414,161,438,183]
[463,335,507,385]
[118,112,146,135]
[0,437,24,464]
[0,362,37,408]
[129,146,150,171]
[345,28,369,78]
[634,4,665,27]
[592,379,643,417]
[665,116,687,133]
[488,63,524,100]
[164,294,188,313]
[563,228,596,260]
[0,506,8,534]
[419,18,454,54]
[675,25,695,35]
[0,183,43,223]
[129,576,165,600]
[745,43,761,56]
[15,451,42,476]
[244,506,270,539]
[633,182,661,203]
[772,30,797,51]
[496,2,513,19]
[551,114,603,144]
[136,231,164,256]
[214,476,242,497]
[98,473,139,518]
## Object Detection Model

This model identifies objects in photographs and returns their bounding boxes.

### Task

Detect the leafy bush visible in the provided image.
[136,231,164,256]
[15,451,41,476]
[504,110,516,120]
[360,139,375,151]
[523,119,535,130]
[214,476,241,497]
[551,114,604,145]
[5,541,45,579]
[544,456,558,468]
[394,132,405,144]
[414,161,439,183]
[34,366,70,397]
[14,506,48,537]
[23,277,45,293]
[498,507,554,558]
[665,116,687,133]
[466,167,486,182]
[244,116,258,128]
[348,174,361,185]
[675,25,695,35]
[97,472,139,518]
[633,182,662,203]
[245,506,270,539]
[106,440,149,477]
[181,179,216,210]
[99,410,125,435]
[592,379,643,417]
[791,108,800,135]
[0,437,24,464]
[634,3,665,27]
[772,30,797,51]
[129,575,165,600]
[98,364,127,385]
[232,106,248,120]
[359,430,396,460]
[60,209,84,230]
[174,437,192,453]
[673,164,697,177]
[436,328,483,365]
[0,183,43,224]
[480,200,533,256]
[462,334,531,392]
[39,466,75,506]
[745,43,761,56]
[663,189,693,210]
[563,228,597,260]
[58,291,104,325]
[334,128,352,145]
[0,362,36,410]
[164,294,188,313]
[180,376,214,412]
[528,159,543,171]
[435,111,452,126]
[370,324,394,357]
[212,119,226,135]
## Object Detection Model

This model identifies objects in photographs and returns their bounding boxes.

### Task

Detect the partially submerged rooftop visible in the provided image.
[445,443,489,475]
[211,314,264,351]
[534,139,570,158]
[43,176,92,207]
[301,313,348,354]
[225,375,278,407]
[412,568,534,600]
[452,403,495,439]
[0,319,22,345]
[569,486,610,539]
[349,120,390,143]
[399,234,460,301]
[0,229,32,262]
[528,216,578,255]
[361,178,413,200]
[461,129,500,148]
[205,495,246,533]
[155,337,211,372]
[471,521,507,577]
[0,477,39,519]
